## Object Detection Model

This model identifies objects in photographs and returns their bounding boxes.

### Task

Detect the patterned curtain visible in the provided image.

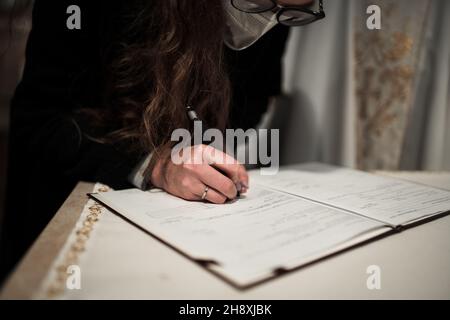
[274,0,450,171]
[355,0,430,170]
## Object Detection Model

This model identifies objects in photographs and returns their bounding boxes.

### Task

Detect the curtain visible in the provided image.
[271,0,450,171]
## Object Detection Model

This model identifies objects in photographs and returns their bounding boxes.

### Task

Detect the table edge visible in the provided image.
[0,182,95,299]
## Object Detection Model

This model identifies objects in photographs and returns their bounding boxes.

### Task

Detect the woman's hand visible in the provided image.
[150,144,249,204]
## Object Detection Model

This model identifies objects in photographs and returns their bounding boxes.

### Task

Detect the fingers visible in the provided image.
[211,159,249,194]
[194,164,238,199]
[182,182,227,204]
[200,145,250,193]
[162,164,230,204]
[197,184,228,204]
[156,144,250,204]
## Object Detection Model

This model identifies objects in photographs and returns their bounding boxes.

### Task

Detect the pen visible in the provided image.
[186,105,246,198]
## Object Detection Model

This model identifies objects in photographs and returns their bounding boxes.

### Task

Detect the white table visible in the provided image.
[1,172,449,299]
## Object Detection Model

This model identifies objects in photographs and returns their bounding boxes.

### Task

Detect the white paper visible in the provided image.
[252,163,450,226]
[93,185,388,286]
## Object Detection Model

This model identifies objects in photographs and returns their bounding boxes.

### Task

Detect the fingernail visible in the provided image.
[241,182,249,189]
[235,182,242,192]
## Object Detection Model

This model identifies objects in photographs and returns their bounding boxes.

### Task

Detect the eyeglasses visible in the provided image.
[231,0,325,26]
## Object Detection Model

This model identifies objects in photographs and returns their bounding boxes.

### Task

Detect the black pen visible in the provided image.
[186,105,246,197]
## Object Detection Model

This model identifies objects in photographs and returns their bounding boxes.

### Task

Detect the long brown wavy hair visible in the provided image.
[103,0,231,157]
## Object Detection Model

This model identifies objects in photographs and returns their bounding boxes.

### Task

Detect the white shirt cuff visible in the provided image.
[128,153,153,190]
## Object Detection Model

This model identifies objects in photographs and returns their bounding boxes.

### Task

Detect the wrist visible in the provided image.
[150,157,166,189]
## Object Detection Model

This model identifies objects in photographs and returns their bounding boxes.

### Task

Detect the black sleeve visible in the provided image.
[9,0,139,190]
[2,0,141,276]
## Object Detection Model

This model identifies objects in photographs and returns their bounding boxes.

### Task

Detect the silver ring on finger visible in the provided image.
[201,186,209,200]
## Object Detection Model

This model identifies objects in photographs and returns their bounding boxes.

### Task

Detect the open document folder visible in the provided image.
[90,163,450,288]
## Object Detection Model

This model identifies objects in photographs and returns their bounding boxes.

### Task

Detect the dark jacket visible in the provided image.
[1,0,289,278]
